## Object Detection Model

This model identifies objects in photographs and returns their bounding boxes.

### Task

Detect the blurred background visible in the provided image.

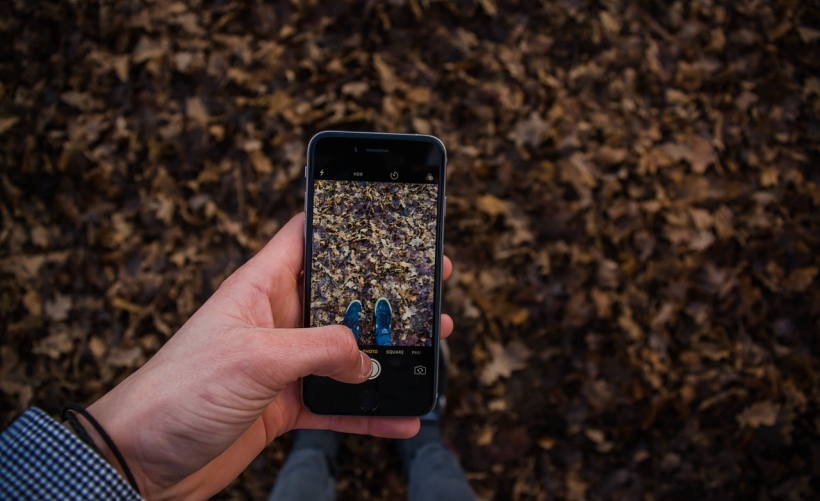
[2,0,819,499]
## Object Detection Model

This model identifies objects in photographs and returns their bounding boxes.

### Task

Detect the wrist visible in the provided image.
[62,403,146,497]
[62,414,128,479]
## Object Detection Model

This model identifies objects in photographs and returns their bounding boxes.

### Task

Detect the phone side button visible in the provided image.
[359,390,380,411]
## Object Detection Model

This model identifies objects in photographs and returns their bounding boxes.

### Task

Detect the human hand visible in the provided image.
[83,213,455,500]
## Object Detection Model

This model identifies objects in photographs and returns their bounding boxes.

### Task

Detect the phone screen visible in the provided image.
[309,180,438,347]
[303,133,445,416]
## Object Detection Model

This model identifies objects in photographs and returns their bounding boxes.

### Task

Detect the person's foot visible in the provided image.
[343,300,362,342]
[374,297,393,346]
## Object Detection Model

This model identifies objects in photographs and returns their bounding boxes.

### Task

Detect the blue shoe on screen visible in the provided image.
[375,297,393,346]
[343,300,362,342]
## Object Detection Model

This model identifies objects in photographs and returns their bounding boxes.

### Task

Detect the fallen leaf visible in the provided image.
[797,26,820,43]
[476,425,496,446]
[508,112,549,148]
[475,194,510,217]
[61,91,101,112]
[786,266,818,293]
[133,35,165,63]
[737,401,780,428]
[341,81,369,98]
[249,150,273,174]
[44,294,72,322]
[88,336,107,359]
[0,117,19,135]
[108,346,144,368]
[480,340,530,385]
[186,97,209,126]
[32,329,74,359]
[22,289,41,316]
[30,226,50,247]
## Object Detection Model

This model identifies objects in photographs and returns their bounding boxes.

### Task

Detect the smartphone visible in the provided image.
[301,131,447,416]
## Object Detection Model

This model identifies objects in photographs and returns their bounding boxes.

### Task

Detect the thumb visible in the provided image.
[264,325,373,385]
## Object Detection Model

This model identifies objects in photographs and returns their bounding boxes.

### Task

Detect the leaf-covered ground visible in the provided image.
[2,1,820,500]
[311,180,438,347]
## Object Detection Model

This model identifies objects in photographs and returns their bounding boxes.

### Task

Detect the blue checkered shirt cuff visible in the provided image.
[0,407,142,500]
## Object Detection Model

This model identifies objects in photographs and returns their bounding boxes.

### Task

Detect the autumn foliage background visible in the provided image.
[2,1,820,500]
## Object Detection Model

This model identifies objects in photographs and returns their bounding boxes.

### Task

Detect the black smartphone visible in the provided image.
[302,131,447,416]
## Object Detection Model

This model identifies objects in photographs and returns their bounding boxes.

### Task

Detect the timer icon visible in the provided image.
[390,171,399,180]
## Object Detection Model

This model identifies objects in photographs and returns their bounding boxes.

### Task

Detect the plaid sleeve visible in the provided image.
[0,407,142,500]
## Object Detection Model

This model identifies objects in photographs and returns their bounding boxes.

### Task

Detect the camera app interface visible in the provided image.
[310,180,438,348]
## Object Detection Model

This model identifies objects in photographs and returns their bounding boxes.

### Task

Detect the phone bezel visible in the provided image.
[301,131,447,417]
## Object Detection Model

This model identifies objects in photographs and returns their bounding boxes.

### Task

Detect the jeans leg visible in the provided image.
[406,442,475,501]
[268,448,336,501]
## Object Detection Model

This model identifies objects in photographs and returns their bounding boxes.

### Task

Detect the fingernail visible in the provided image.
[359,351,372,379]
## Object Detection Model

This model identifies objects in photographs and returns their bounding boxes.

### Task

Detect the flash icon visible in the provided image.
[320,169,324,176]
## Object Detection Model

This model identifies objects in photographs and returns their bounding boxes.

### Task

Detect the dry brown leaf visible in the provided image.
[599,11,620,34]
[689,136,715,174]
[508,112,549,149]
[737,401,780,428]
[341,81,369,98]
[22,289,41,316]
[132,36,165,63]
[33,329,74,359]
[0,117,19,135]
[477,0,497,17]
[475,194,510,218]
[30,226,50,247]
[566,467,588,501]
[61,91,101,112]
[44,294,72,322]
[786,267,818,293]
[372,54,397,93]
[108,346,144,368]
[249,150,273,174]
[185,97,209,126]
[412,117,432,135]
[480,340,531,385]
[88,336,107,359]
[797,26,820,43]
[476,425,496,446]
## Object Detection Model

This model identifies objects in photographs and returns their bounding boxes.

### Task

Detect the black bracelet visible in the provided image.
[63,411,100,454]
[61,403,141,495]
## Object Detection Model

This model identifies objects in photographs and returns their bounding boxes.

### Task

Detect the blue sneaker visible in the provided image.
[343,300,362,342]
[375,297,393,346]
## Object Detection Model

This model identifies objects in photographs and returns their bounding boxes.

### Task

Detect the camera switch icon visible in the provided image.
[413,365,426,376]
[426,173,434,181]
